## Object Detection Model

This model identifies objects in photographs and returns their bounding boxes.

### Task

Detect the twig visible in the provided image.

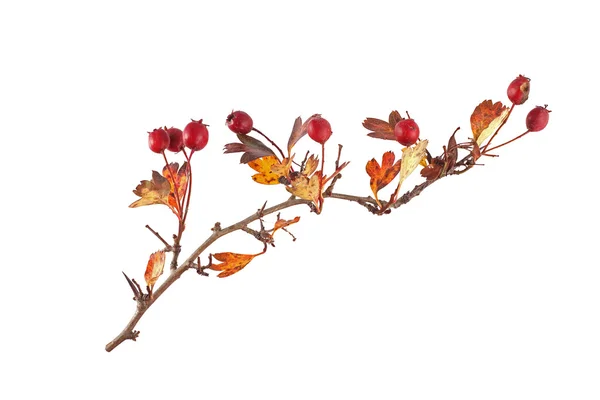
[145,225,172,250]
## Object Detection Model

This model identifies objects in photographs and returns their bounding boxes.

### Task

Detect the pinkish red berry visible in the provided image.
[507,75,530,105]
[307,116,332,144]
[183,120,209,151]
[526,105,551,132]
[226,110,253,134]
[166,127,184,153]
[394,119,420,146]
[148,128,170,153]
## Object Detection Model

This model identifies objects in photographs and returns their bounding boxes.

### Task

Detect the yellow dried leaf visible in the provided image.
[303,155,319,176]
[209,246,267,278]
[286,172,322,204]
[248,155,285,185]
[398,140,428,189]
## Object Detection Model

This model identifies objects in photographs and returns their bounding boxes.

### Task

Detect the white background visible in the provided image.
[1,1,599,399]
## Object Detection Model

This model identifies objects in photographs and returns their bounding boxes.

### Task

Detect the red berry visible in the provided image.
[148,128,170,153]
[307,116,332,144]
[183,120,209,151]
[394,119,420,146]
[226,110,253,134]
[525,105,551,132]
[507,75,530,105]
[166,127,184,153]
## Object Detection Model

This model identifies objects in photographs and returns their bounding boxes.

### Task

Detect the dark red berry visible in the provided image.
[394,119,420,146]
[183,120,209,151]
[166,127,184,153]
[226,110,253,134]
[307,116,332,144]
[148,128,170,153]
[507,75,530,105]
[525,105,551,132]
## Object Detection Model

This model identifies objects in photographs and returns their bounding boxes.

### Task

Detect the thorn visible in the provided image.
[122,272,140,299]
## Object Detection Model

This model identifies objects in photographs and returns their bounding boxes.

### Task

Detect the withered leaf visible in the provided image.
[471,100,509,145]
[445,131,458,171]
[365,151,402,205]
[144,250,165,290]
[209,246,267,278]
[420,162,443,181]
[287,114,320,155]
[302,154,319,177]
[162,162,189,210]
[130,171,171,209]
[224,134,277,164]
[388,110,404,127]
[286,172,322,204]
[248,155,285,185]
[398,140,428,189]
[364,110,403,141]
[271,216,300,236]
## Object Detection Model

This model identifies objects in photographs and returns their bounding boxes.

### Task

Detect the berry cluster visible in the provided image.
[147,120,209,154]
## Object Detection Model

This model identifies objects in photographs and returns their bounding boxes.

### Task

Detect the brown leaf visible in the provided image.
[445,131,458,171]
[388,110,404,127]
[287,114,320,155]
[209,246,267,278]
[471,100,509,145]
[144,250,165,290]
[420,163,443,181]
[224,134,276,164]
[365,151,402,205]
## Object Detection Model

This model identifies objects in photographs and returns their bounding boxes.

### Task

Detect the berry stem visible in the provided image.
[252,127,286,160]
[481,104,514,153]
[182,149,193,226]
[162,151,183,219]
[485,130,531,153]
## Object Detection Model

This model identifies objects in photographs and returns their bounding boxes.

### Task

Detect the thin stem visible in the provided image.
[162,151,182,218]
[252,127,286,160]
[145,225,172,250]
[182,149,193,226]
[485,130,531,153]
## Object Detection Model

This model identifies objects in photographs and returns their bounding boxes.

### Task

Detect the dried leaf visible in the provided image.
[210,247,267,278]
[471,100,509,145]
[303,154,319,176]
[248,155,285,185]
[130,171,171,209]
[162,162,189,210]
[445,131,458,171]
[388,110,404,127]
[287,114,320,155]
[365,151,402,205]
[420,162,443,181]
[286,172,322,204]
[398,140,428,189]
[144,250,165,290]
[224,134,276,164]
[271,216,300,236]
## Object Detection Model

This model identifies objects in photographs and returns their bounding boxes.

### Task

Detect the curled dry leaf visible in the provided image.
[363,110,404,140]
[209,246,267,278]
[398,140,428,190]
[365,151,402,206]
[130,164,188,217]
[144,250,166,290]
[224,134,277,164]
[271,216,300,236]
[287,114,321,155]
[248,155,286,185]
[471,100,509,146]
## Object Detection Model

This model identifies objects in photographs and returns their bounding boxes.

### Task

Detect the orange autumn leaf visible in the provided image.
[209,246,267,278]
[162,162,189,210]
[471,100,509,145]
[248,155,285,185]
[365,151,402,205]
[144,250,165,290]
[271,216,300,236]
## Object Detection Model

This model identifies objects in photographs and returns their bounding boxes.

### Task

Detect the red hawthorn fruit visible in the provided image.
[226,110,253,134]
[526,105,551,132]
[183,120,209,151]
[148,128,170,153]
[307,116,332,144]
[394,119,420,146]
[166,127,184,153]
[507,75,531,105]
